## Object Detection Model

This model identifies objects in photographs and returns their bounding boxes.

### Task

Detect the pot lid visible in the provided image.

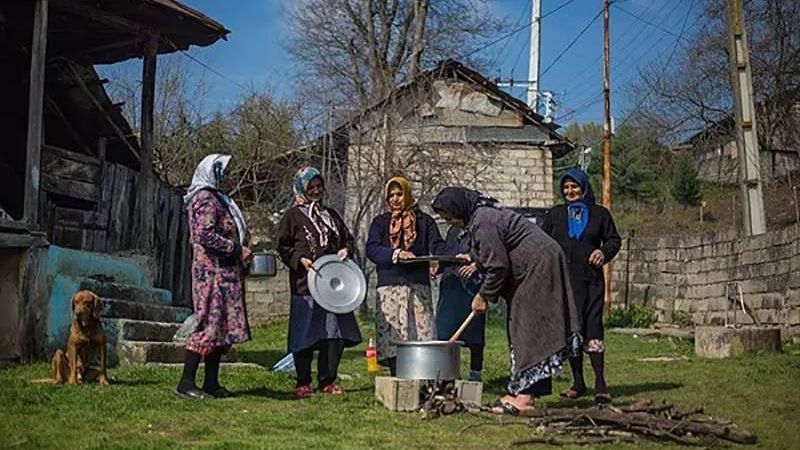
[308,254,366,314]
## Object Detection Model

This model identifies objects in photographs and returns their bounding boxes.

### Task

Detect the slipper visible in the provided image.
[294,384,314,399]
[595,392,612,405]
[321,383,344,395]
[490,401,521,416]
[559,388,587,399]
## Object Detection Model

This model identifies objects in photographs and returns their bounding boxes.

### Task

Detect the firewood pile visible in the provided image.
[419,381,465,419]
[474,399,757,446]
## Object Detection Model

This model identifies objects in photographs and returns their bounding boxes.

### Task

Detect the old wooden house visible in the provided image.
[0,0,227,364]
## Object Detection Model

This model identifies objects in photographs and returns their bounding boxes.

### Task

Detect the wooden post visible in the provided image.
[602,0,614,314]
[136,33,158,251]
[24,0,49,229]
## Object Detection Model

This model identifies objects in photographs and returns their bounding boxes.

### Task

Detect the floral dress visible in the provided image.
[185,189,251,355]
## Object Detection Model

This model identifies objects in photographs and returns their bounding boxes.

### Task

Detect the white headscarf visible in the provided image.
[184,153,249,246]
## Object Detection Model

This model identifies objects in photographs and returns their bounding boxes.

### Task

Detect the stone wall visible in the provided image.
[696,140,800,184]
[245,263,291,326]
[611,224,800,338]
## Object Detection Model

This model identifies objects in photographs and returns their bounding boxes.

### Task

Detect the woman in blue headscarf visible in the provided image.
[543,169,620,404]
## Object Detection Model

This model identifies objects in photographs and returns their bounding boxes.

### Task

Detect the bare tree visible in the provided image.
[285,0,503,115]
[628,0,800,151]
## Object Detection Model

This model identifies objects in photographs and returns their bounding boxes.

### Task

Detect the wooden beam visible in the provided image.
[43,144,101,167]
[135,33,158,251]
[0,231,48,248]
[24,0,48,230]
[41,150,100,184]
[63,64,140,162]
[50,0,154,37]
[41,173,100,202]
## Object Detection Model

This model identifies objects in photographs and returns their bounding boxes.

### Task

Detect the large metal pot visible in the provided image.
[249,252,277,277]
[394,340,462,380]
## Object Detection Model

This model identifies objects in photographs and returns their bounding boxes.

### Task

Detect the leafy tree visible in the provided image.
[672,152,703,207]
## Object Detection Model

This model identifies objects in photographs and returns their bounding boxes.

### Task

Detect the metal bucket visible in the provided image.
[394,340,462,380]
[249,252,277,277]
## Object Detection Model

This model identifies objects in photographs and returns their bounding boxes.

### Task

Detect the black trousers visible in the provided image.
[293,339,344,388]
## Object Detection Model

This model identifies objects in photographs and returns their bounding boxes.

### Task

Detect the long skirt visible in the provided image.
[287,294,362,353]
[507,334,581,395]
[375,283,434,361]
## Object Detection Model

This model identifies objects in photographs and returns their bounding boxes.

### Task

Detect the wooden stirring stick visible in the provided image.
[448,311,477,343]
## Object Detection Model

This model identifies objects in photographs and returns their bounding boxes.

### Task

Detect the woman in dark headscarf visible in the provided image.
[434,225,486,382]
[276,167,362,398]
[365,176,447,375]
[432,187,580,415]
[543,169,620,404]
[178,153,252,399]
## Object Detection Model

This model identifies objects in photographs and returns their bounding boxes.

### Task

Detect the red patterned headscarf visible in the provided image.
[385,176,417,250]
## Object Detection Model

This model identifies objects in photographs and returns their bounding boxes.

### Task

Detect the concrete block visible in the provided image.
[455,380,483,404]
[375,376,422,412]
[695,326,782,358]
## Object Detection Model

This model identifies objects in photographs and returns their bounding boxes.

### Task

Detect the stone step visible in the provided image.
[102,318,181,342]
[116,341,236,365]
[79,277,172,306]
[102,298,191,323]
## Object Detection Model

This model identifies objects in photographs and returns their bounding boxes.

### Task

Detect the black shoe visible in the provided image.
[175,385,210,399]
[204,386,234,398]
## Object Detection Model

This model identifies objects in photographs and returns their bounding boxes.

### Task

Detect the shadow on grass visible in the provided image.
[482,377,683,403]
[236,383,372,400]
[236,385,296,400]
[238,346,366,367]
[107,379,161,387]
[236,349,287,367]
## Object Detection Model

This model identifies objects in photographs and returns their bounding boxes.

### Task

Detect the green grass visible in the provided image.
[2,315,799,450]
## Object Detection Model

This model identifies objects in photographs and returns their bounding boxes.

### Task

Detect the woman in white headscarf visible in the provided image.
[176,154,253,400]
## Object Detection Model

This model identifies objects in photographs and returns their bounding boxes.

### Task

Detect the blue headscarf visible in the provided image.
[559,169,595,241]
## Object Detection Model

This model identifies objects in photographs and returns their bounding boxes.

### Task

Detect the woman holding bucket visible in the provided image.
[432,187,581,415]
[276,167,362,398]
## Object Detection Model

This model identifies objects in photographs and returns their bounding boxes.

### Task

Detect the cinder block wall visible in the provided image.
[245,264,290,326]
[611,224,800,339]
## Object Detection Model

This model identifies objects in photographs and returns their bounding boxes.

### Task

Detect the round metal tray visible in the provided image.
[308,254,366,314]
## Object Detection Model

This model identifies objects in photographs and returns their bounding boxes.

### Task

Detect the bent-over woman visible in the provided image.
[432,187,580,415]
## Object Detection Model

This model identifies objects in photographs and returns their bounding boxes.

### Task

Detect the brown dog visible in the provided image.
[51,290,109,386]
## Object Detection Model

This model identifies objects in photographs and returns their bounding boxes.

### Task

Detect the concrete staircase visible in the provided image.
[41,246,234,366]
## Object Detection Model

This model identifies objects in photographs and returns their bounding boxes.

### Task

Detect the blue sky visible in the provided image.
[143,0,702,127]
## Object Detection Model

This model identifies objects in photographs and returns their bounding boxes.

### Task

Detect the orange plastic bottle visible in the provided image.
[366,337,379,373]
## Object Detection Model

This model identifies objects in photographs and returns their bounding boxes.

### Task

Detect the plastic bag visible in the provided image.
[173,314,201,342]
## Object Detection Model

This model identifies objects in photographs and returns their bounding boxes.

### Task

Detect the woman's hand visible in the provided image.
[300,257,315,272]
[398,250,416,260]
[458,262,478,279]
[588,249,605,267]
[337,248,349,261]
[241,246,254,265]
[471,293,488,314]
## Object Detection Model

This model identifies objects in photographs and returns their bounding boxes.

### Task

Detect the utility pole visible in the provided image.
[725,0,766,235]
[528,0,542,111]
[602,0,614,314]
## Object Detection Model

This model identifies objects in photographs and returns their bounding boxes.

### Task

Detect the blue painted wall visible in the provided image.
[39,246,152,355]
